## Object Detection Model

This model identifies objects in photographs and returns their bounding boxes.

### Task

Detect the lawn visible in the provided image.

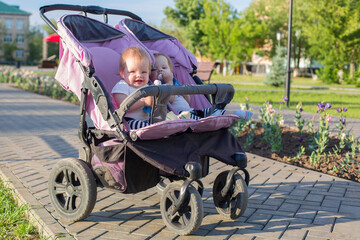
[211,74,360,119]
[0,179,42,239]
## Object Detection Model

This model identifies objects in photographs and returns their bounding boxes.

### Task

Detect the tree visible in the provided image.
[199,0,238,75]
[264,45,287,87]
[164,0,205,58]
[230,9,266,75]
[3,44,17,61]
[26,26,43,62]
[303,0,360,83]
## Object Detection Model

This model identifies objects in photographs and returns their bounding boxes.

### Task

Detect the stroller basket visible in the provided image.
[41,4,250,236]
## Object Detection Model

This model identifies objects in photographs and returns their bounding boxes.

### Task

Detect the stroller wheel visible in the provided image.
[160,182,203,235]
[213,170,248,219]
[48,158,97,222]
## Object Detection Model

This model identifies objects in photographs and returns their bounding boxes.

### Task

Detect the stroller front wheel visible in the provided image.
[160,182,203,235]
[48,158,97,222]
[213,170,248,219]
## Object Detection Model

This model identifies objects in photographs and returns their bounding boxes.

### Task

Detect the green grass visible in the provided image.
[232,90,360,119]
[210,74,360,119]
[212,73,358,88]
[0,179,42,239]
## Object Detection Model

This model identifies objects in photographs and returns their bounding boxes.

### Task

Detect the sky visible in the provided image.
[4,0,253,28]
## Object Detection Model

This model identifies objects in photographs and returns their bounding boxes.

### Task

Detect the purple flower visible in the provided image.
[299,107,303,112]
[325,103,332,109]
[317,103,325,109]
[280,101,284,104]
[283,96,288,101]
[298,138,303,143]
[266,100,269,104]
[343,107,348,112]
[341,118,346,125]
[337,108,342,113]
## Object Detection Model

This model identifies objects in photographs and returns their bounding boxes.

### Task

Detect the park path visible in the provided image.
[1,83,360,239]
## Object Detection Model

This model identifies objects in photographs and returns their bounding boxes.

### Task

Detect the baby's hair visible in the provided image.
[120,47,151,73]
[154,53,173,72]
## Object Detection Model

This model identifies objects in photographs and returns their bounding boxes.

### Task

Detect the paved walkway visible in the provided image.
[1,83,360,240]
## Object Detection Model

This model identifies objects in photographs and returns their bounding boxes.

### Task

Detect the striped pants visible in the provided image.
[127,108,226,130]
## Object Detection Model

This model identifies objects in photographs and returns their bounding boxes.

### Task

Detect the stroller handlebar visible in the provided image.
[40,4,143,32]
[115,84,235,124]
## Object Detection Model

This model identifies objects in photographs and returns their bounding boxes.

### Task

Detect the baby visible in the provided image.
[111,47,153,129]
[151,53,253,120]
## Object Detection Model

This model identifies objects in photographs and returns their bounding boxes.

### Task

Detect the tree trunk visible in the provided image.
[195,47,202,62]
[222,59,227,76]
[243,56,250,75]
[350,49,355,79]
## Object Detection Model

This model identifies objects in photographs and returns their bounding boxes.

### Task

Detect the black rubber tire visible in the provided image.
[48,158,97,221]
[213,170,248,219]
[160,182,203,235]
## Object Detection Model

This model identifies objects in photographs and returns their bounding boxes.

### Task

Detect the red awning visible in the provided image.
[43,33,60,42]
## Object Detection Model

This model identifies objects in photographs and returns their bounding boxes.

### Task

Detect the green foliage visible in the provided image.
[199,0,237,62]
[0,179,41,239]
[164,0,266,74]
[258,101,283,153]
[26,26,44,62]
[164,0,205,56]
[264,46,286,87]
[3,43,17,61]
[304,0,360,83]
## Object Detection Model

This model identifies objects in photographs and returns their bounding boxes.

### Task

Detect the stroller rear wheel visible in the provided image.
[160,182,203,235]
[213,170,248,219]
[48,158,97,221]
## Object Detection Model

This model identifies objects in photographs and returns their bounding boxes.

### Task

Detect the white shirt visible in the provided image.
[171,95,192,113]
[111,80,149,121]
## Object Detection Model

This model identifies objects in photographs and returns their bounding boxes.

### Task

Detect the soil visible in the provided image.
[236,122,360,183]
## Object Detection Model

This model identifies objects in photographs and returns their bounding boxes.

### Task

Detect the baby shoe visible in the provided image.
[234,110,253,121]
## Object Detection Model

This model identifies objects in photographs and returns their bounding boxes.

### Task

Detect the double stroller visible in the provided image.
[41,4,250,235]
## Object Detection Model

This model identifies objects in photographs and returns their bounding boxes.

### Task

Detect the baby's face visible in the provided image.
[153,55,173,84]
[121,57,150,88]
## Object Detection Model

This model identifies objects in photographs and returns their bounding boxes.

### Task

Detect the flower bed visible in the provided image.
[232,98,360,182]
[0,66,79,104]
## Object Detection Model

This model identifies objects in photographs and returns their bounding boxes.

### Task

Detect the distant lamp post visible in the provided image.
[285,0,293,107]
[276,31,283,48]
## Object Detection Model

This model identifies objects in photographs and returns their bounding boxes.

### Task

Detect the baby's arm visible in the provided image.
[182,94,191,104]
[113,93,153,111]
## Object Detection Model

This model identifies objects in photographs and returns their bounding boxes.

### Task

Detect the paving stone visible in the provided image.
[280,228,308,240]
[339,204,360,218]
[305,193,324,202]
[294,208,317,220]
[333,217,360,239]
[246,213,272,226]
[278,202,300,212]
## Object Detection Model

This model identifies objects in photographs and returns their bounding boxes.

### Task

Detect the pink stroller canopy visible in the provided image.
[55,14,211,130]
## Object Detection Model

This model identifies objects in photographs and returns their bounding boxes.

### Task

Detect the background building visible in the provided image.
[0,1,30,61]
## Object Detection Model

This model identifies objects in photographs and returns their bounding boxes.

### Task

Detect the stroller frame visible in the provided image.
[41,4,250,236]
